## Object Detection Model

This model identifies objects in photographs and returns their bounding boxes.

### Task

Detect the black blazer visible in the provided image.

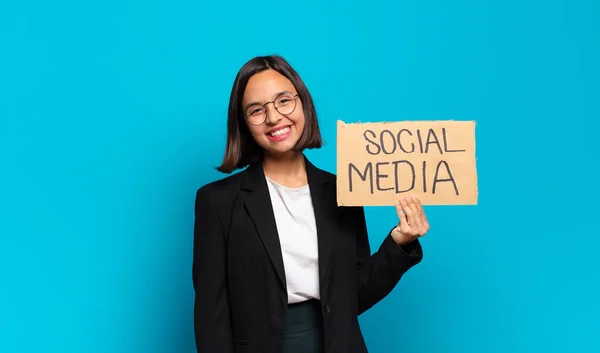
[192,156,423,353]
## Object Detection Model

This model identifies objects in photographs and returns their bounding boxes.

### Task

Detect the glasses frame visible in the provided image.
[243,91,299,126]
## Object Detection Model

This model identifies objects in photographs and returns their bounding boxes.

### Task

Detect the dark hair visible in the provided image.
[216,55,323,173]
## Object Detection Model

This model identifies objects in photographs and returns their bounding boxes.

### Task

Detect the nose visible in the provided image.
[264,103,282,125]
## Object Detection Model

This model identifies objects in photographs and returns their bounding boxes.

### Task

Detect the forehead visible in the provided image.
[243,69,296,105]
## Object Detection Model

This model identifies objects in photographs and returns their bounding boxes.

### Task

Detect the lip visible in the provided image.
[266,125,293,142]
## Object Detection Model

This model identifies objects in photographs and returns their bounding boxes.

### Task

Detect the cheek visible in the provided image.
[247,125,265,139]
[291,107,306,127]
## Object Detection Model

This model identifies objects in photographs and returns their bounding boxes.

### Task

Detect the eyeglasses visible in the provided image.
[244,91,299,126]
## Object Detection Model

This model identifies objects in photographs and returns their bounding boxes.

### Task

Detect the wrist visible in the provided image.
[391,226,411,245]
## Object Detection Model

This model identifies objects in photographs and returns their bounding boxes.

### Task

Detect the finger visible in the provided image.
[414,197,430,232]
[395,199,408,225]
[400,196,418,234]
[406,196,425,235]
[399,197,415,234]
[400,196,413,219]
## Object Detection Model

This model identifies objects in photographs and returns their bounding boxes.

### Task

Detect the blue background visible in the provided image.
[1,0,599,352]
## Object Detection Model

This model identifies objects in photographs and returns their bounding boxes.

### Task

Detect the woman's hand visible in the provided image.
[391,195,430,245]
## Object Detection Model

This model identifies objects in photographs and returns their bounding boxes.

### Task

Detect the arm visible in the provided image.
[354,205,423,315]
[192,187,233,353]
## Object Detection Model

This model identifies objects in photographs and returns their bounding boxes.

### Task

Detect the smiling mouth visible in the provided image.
[268,126,291,137]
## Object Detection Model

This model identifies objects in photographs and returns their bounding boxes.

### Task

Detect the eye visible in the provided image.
[247,107,263,116]
[276,94,295,105]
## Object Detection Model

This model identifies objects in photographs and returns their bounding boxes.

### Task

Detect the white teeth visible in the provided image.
[270,126,290,137]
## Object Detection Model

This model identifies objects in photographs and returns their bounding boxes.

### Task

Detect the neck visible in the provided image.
[262,150,308,187]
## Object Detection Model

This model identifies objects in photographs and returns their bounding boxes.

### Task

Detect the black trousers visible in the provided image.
[283,299,325,353]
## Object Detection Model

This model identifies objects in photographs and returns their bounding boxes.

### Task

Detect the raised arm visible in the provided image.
[355,195,428,315]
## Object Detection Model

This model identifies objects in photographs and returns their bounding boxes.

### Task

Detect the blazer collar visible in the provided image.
[240,155,336,292]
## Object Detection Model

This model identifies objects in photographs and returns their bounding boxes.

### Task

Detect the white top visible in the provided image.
[265,176,320,304]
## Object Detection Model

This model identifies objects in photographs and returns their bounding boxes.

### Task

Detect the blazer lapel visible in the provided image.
[240,157,337,291]
[305,158,336,288]
[241,162,287,288]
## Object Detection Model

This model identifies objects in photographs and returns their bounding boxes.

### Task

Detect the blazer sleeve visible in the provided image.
[353,205,423,315]
[192,187,233,353]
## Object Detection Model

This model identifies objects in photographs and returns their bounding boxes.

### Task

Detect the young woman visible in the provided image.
[192,55,430,353]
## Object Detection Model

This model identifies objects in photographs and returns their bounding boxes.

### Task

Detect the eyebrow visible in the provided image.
[244,90,293,110]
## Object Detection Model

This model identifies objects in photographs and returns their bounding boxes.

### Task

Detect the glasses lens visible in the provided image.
[245,105,266,125]
[275,93,297,115]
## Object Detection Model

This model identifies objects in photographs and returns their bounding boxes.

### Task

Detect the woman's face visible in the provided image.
[241,69,305,158]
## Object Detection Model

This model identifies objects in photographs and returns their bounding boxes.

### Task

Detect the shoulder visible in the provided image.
[305,158,337,185]
[307,160,364,215]
[197,170,243,193]
[195,168,247,206]
[318,167,337,185]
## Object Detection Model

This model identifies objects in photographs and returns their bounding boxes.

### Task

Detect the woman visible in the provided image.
[192,55,429,353]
